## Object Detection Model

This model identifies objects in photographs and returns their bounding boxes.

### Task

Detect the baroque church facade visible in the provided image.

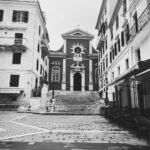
[49,28,98,92]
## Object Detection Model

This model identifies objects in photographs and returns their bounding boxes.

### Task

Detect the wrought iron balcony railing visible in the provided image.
[128,3,150,42]
[96,33,105,50]
[0,37,28,51]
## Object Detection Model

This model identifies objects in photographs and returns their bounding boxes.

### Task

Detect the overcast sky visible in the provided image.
[39,0,102,50]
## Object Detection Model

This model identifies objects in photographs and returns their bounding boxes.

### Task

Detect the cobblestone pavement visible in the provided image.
[0,111,150,150]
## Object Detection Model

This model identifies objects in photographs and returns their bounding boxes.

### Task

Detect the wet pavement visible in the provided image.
[0,111,150,150]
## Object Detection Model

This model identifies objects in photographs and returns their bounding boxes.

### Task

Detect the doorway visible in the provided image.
[74,72,81,91]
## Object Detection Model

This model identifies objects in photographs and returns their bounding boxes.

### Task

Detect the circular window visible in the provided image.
[74,47,81,54]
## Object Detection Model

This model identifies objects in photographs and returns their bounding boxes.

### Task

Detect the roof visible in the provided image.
[61,28,94,40]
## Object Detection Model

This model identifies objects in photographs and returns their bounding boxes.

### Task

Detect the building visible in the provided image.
[96,0,150,111]
[49,28,98,92]
[0,0,49,107]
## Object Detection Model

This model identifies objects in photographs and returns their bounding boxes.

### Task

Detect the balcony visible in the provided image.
[96,33,105,50]
[128,0,140,13]
[128,3,150,42]
[41,38,49,59]
[0,37,28,52]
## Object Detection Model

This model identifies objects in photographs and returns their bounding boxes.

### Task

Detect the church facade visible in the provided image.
[49,28,98,92]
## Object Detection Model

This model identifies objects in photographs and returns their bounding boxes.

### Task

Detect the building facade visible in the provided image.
[0,0,49,106]
[96,0,150,111]
[49,28,98,92]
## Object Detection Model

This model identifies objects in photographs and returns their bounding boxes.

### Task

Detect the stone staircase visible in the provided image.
[48,91,100,114]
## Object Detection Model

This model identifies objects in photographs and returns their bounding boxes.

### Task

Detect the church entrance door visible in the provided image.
[74,72,81,91]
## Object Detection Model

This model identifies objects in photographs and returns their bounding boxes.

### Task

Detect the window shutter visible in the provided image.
[24,11,28,23]
[121,31,125,46]
[12,11,17,22]
[114,43,117,56]
[0,10,4,21]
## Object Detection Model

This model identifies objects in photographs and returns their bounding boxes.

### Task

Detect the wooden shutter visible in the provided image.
[0,10,4,21]
[12,11,17,22]
[24,11,28,23]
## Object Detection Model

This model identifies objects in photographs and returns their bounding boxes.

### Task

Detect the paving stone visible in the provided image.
[0,112,149,146]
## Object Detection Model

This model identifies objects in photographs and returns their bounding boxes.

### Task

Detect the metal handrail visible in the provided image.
[128,3,150,41]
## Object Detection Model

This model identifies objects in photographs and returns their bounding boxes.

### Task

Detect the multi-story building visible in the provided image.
[96,0,150,111]
[0,0,49,107]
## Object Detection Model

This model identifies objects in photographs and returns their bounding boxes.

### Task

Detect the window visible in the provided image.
[39,26,41,35]
[111,72,114,80]
[51,66,60,82]
[118,38,121,52]
[133,11,138,32]
[121,31,125,46]
[112,48,115,60]
[40,65,42,74]
[103,59,105,71]
[10,75,19,87]
[35,78,38,89]
[12,10,28,23]
[12,52,21,64]
[106,55,108,68]
[125,58,129,70]
[125,23,130,43]
[14,33,23,45]
[36,59,39,71]
[110,51,112,63]
[44,71,47,80]
[118,66,120,76]
[38,44,40,53]
[100,63,103,74]
[136,49,141,62]
[0,10,4,21]
[116,15,119,30]
[102,44,105,55]
[110,27,113,40]
[123,0,127,16]
[105,38,107,50]
[114,43,117,56]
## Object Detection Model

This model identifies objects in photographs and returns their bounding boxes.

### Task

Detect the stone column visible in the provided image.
[70,71,73,91]
[61,59,66,90]
[61,39,67,90]
[81,71,85,92]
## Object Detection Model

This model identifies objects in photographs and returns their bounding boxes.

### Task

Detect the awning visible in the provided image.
[100,59,150,89]
[0,88,24,94]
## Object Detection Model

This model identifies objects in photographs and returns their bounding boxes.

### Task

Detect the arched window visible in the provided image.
[51,66,60,82]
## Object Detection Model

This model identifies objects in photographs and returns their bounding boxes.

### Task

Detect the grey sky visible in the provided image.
[39,0,102,50]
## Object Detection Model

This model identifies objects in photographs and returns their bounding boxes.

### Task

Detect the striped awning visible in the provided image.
[0,88,24,94]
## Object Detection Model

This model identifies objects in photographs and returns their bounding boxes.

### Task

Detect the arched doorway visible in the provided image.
[74,72,81,91]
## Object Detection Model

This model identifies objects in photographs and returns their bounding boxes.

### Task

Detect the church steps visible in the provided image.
[48,90,100,114]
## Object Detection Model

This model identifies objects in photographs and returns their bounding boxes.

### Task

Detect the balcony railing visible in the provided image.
[41,38,49,59]
[96,33,105,50]
[0,37,28,51]
[129,3,150,42]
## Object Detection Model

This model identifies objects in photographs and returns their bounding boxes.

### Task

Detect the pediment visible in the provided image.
[61,28,94,39]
